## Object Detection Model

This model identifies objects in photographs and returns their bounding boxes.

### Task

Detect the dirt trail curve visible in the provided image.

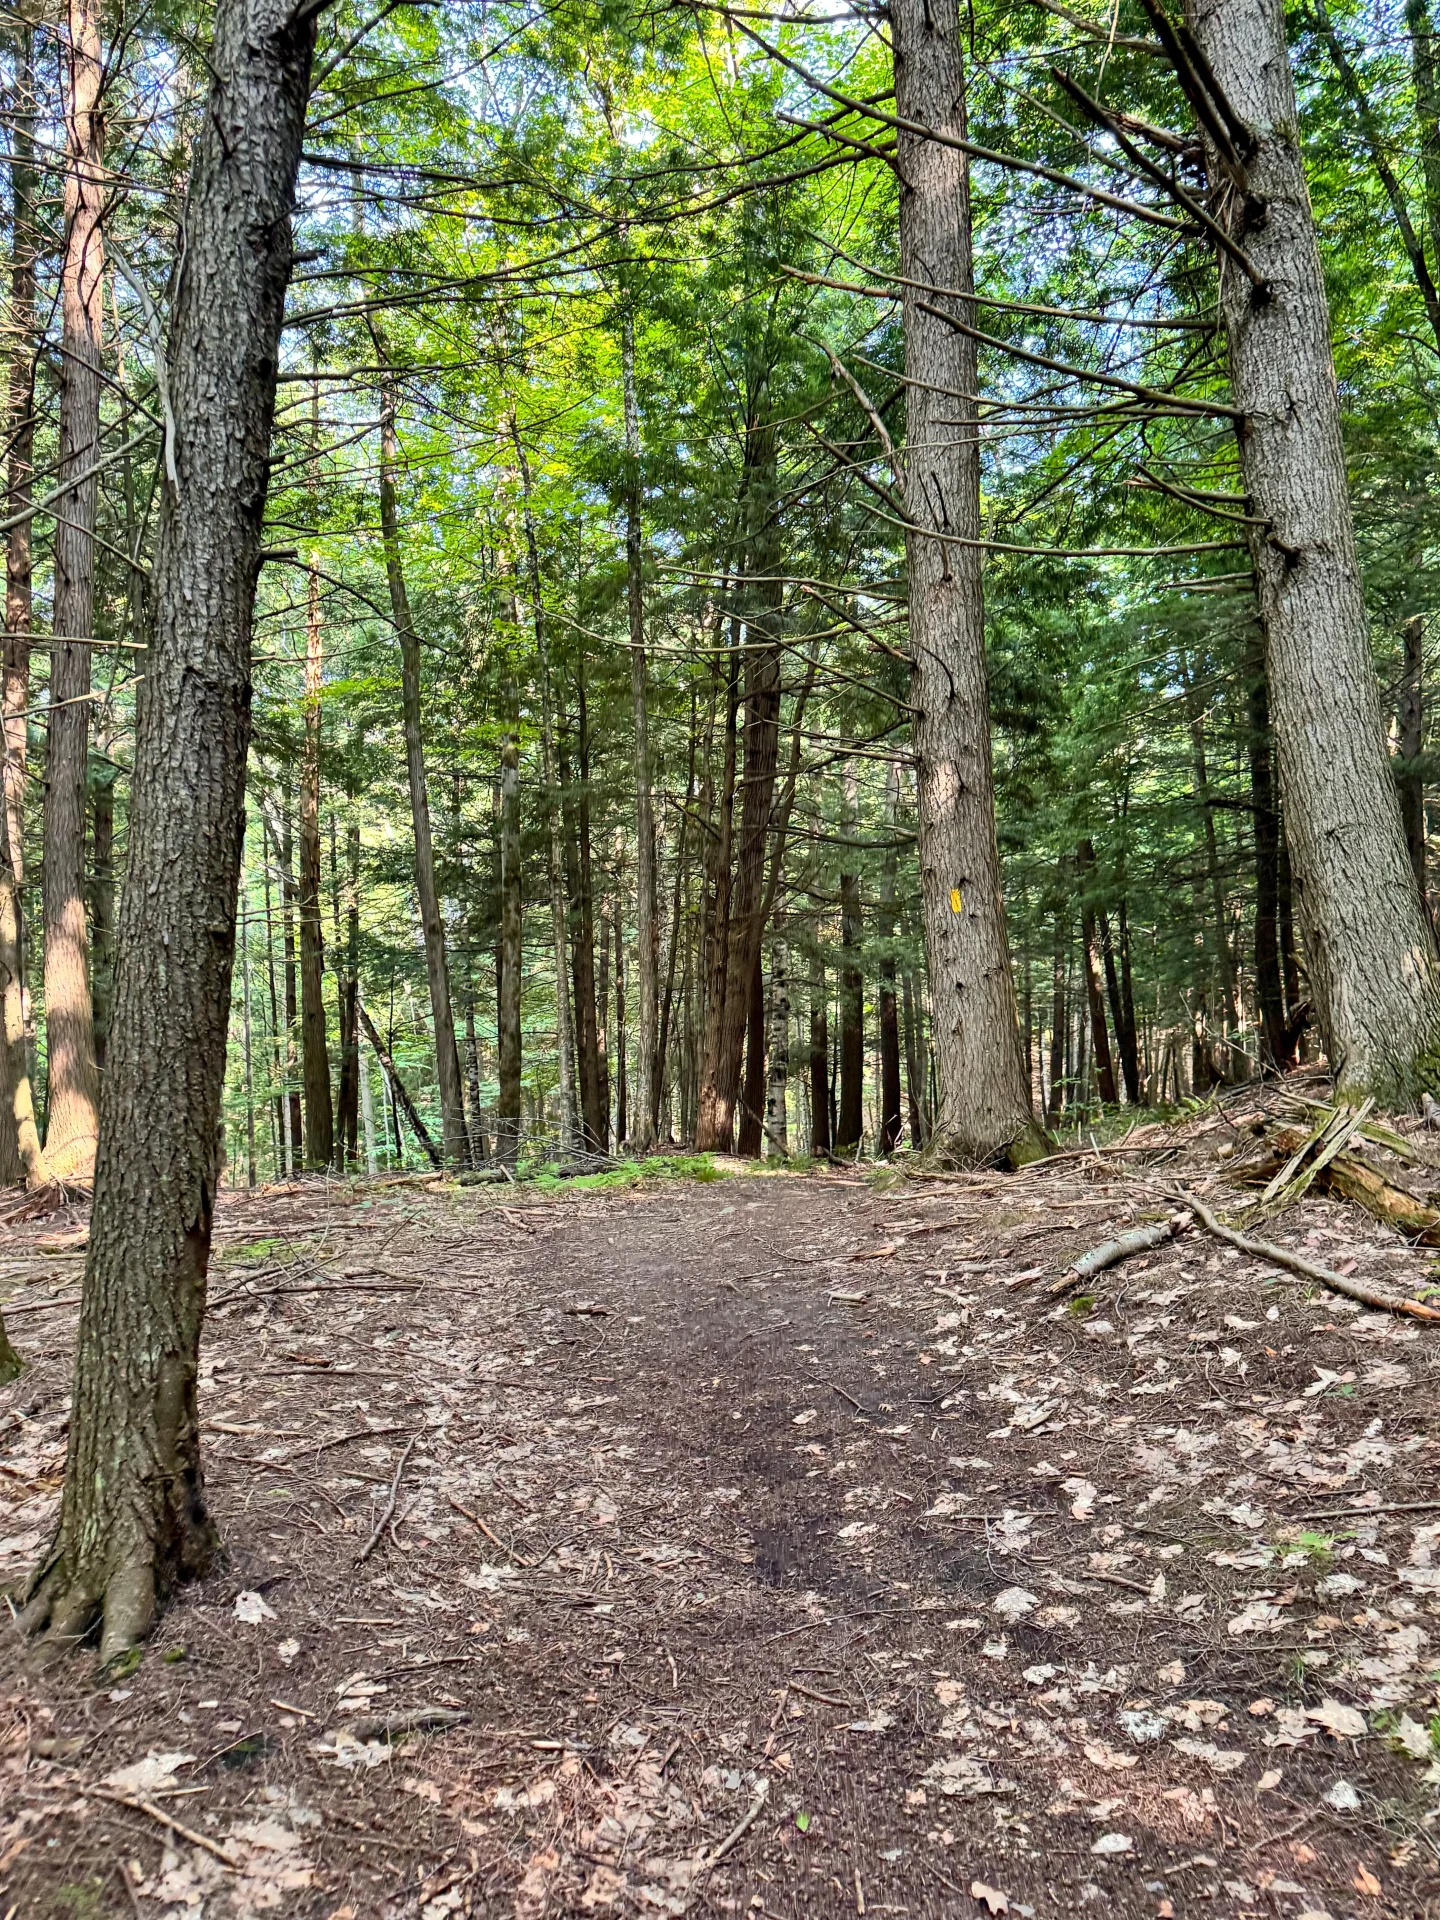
[4,1137,1440,1917]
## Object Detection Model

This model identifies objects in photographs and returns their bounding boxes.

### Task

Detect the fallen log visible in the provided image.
[1264,1125,1440,1243]
[1176,1187,1440,1323]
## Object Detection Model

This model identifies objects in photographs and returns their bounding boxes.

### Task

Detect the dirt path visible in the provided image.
[4,1140,1440,1916]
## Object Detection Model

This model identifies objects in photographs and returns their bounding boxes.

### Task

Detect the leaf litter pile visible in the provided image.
[7,1088,1440,1915]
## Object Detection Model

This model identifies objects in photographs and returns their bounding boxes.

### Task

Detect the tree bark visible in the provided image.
[20,0,320,1661]
[42,0,106,1182]
[297,568,332,1166]
[1398,614,1426,897]
[809,964,831,1157]
[901,965,925,1148]
[559,714,604,1151]
[613,898,627,1145]
[622,305,658,1152]
[1189,0,1440,1101]
[1046,907,1067,1125]
[495,682,523,1165]
[892,0,1041,1162]
[376,351,466,1164]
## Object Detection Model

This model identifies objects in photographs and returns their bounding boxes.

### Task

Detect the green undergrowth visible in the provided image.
[520,1152,735,1193]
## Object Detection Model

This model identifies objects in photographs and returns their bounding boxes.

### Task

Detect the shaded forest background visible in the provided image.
[0,0,1434,1179]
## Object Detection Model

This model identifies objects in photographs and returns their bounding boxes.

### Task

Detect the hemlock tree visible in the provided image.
[21,0,327,1661]
[1187,0,1440,1103]
[892,0,1045,1163]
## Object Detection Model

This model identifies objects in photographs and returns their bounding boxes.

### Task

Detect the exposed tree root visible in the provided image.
[18,1522,207,1666]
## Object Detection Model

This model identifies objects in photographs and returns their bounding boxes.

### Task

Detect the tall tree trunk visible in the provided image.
[892,0,1041,1163]
[89,766,114,1075]
[1248,635,1288,1070]
[376,352,466,1163]
[260,821,286,1176]
[512,428,577,1154]
[1398,614,1427,898]
[42,0,106,1181]
[901,966,925,1148]
[279,805,302,1165]
[19,0,319,1661]
[4,20,34,895]
[495,677,523,1165]
[1189,0,1440,1102]
[695,614,740,1147]
[359,1030,378,1176]
[1046,907,1067,1125]
[462,956,486,1160]
[622,305,658,1152]
[878,759,903,1152]
[837,767,865,1153]
[297,569,332,1166]
[333,814,359,1166]
[1079,897,1118,1106]
[697,433,784,1150]
[765,940,789,1154]
[560,716,604,1151]
[0,30,45,1191]
[737,948,766,1156]
[613,901,627,1145]
[1178,649,1243,1072]
[809,964,831,1157]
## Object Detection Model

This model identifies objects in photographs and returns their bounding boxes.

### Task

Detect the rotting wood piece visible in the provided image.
[1259,1124,1440,1243]
[1176,1187,1440,1322]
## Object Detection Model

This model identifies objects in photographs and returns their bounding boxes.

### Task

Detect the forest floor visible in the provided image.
[5,1080,1440,1919]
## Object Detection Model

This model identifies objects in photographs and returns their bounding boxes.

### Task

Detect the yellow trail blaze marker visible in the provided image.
[949,887,963,914]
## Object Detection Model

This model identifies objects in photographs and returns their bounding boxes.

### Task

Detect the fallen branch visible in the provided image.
[356,1430,421,1564]
[1176,1188,1440,1322]
[341,1706,470,1741]
[703,1777,770,1870]
[1046,1214,1188,1296]
[94,1789,240,1868]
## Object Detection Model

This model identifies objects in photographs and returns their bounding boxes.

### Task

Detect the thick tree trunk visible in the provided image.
[1190,0,1440,1101]
[1398,614,1426,897]
[878,759,903,1152]
[613,906,627,1145]
[622,307,658,1152]
[496,682,523,1165]
[297,570,332,1166]
[20,0,319,1660]
[377,357,466,1164]
[42,0,106,1182]
[809,966,831,1157]
[892,0,1041,1162]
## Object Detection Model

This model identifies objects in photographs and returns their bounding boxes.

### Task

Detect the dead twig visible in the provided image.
[1176,1187,1440,1322]
[1046,1213,1189,1296]
[356,1431,421,1564]
[94,1789,240,1867]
